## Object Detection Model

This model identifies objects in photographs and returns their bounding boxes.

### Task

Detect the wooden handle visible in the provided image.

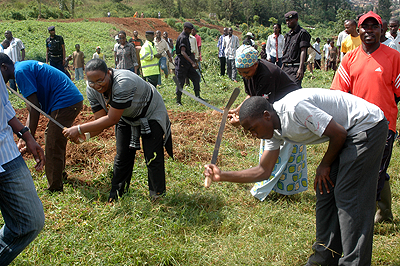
[204,176,212,188]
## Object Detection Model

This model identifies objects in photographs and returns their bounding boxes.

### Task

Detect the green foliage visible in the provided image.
[239,23,248,33]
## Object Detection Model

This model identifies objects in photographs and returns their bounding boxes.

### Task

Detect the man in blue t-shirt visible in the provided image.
[0,53,83,192]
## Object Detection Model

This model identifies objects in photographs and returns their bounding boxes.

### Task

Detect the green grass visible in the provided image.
[4,20,400,265]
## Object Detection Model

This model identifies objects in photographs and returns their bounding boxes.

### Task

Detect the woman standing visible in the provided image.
[114,31,138,73]
[266,24,285,68]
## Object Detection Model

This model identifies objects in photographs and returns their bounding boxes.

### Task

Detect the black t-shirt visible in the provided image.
[46,35,64,56]
[243,59,299,103]
[282,25,311,64]
[175,31,192,58]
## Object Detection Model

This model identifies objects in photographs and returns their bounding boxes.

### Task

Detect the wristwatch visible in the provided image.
[17,126,30,138]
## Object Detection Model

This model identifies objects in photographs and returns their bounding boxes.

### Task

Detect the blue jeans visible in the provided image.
[74,67,84,80]
[158,57,168,85]
[0,155,45,265]
[269,56,283,68]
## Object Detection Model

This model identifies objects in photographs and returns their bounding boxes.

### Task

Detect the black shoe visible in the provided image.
[176,102,183,106]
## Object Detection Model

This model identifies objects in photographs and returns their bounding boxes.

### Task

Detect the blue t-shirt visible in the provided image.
[14,61,83,114]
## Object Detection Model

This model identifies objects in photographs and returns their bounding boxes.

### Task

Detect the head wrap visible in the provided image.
[235,45,258,69]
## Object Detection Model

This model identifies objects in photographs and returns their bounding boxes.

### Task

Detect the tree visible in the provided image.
[378,0,392,21]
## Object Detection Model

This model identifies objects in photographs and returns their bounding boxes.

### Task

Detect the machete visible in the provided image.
[172,75,223,114]
[205,87,240,188]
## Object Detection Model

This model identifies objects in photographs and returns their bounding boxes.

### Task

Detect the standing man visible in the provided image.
[282,11,311,87]
[140,31,161,88]
[205,89,388,265]
[154,30,173,85]
[313,37,321,69]
[386,18,400,52]
[217,28,227,76]
[381,20,397,50]
[223,27,240,82]
[130,30,144,75]
[0,70,45,265]
[331,11,400,224]
[192,27,202,78]
[92,46,105,61]
[163,31,175,74]
[0,54,83,193]
[174,22,201,105]
[337,21,349,62]
[322,39,330,70]
[63,59,173,202]
[4,30,25,91]
[341,19,360,55]
[72,44,85,81]
[46,26,67,75]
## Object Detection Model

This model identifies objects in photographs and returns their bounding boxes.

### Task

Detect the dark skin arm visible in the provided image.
[204,149,280,184]
[63,107,124,143]
[181,46,198,69]
[315,119,347,194]
[17,93,41,152]
[8,116,45,171]
[297,47,308,80]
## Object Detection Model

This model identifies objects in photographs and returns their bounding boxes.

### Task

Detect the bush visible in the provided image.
[164,18,177,28]
[11,10,26,20]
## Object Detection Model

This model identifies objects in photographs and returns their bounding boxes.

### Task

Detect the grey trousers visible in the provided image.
[306,119,388,266]
[226,59,237,81]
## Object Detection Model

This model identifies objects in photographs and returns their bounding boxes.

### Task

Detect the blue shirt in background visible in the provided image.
[14,61,83,114]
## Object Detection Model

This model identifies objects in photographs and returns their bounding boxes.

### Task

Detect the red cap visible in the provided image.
[358,11,382,27]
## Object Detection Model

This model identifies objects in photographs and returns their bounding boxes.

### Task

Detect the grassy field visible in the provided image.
[3,20,400,265]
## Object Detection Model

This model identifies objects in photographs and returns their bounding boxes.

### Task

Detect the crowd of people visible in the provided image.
[0,10,399,266]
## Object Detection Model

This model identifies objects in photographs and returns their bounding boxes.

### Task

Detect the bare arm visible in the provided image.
[297,47,308,80]
[314,119,347,194]
[204,148,280,184]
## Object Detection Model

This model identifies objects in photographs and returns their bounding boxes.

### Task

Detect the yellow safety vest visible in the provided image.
[139,41,160,77]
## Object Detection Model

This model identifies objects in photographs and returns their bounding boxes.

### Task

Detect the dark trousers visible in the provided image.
[110,119,166,201]
[45,101,83,191]
[144,75,159,88]
[174,57,200,96]
[219,56,226,76]
[282,65,303,88]
[49,57,69,77]
[314,59,321,69]
[376,129,395,200]
[306,119,388,266]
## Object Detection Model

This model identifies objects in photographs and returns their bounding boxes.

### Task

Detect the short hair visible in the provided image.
[0,53,13,66]
[239,96,274,122]
[346,19,357,27]
[316,37,321,42]
[75,44,80,47]
[118,31,126,37]
[85,58,108,73]
[389,18,399,25]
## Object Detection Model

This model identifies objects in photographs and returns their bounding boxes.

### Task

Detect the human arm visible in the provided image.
[228,95,250,127]
[181,46,197,69]
[315,119,347,194]
[63,107,125,143]
[21,49,25,61]
[204,148,280,184]
[17,93,41,151]
[8,116,45,171]
[297,47,307,80]
[166,50,173,63]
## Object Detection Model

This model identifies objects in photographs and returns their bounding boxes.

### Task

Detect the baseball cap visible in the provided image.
[358,11,382,27]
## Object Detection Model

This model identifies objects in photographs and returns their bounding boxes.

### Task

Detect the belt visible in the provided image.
[50,55,62,58]
[283,63,301,67]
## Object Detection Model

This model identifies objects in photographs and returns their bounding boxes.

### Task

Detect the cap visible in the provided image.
[96,46,101,49]
[285,11,298,20]
[183,22,194,29]
[145,31,154,35]
[261,42,266,45]
[235,45,258,69]
[245,32,254,37]
[48,26,55,31]
[358,11,382,27]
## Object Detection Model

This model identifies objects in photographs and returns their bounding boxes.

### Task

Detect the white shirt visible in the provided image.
[337,31,349,61]
[264,88,384,151]
[323,43,330,59]
[385,32,400,53]
[313,42,321,60]
[382,38,397,51]
[266,34,284,59]
[4,37,24,63]
[223,35,239,60]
